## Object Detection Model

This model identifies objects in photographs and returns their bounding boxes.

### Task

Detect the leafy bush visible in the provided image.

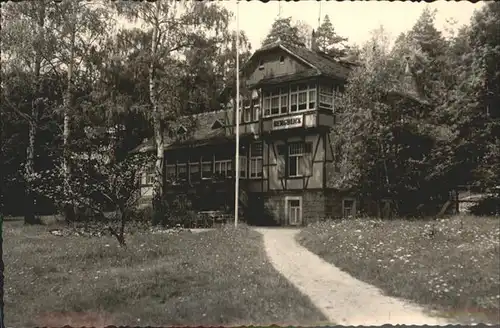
[29,147,154,246]
[153,194,197,228]
[130,206,153,222]
[470,197,500,217]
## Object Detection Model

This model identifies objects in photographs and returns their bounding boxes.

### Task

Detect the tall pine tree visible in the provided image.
[262,17,305,47]
[314,15,348,58]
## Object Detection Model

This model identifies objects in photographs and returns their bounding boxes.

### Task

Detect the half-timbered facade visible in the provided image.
[135,41,357,226]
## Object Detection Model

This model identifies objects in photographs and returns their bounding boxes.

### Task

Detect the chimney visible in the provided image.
[310,29,319,52]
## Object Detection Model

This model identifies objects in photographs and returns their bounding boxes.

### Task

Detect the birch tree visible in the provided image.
[115,0,231,223]
[50,1,111,221]
[1,1,58,224]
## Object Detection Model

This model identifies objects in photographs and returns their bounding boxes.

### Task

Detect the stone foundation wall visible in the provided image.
[302,190,327,225]
[260,190,344,226]
[324,189,345,219]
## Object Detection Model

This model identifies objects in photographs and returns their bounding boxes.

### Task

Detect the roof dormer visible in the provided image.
[211,119,224,130]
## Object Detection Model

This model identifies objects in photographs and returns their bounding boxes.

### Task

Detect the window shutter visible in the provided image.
[301,154,312,176]
[278,159,286,178]
[304,142,313,176]
[277,155,285,178]
[305,142,312,154]
[275,144,286,178]
[277,144,286,156]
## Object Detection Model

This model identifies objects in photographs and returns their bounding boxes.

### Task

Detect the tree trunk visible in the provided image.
[63,7,76,223]
[24,118,39,225]
[119,207,126,245]
[24,3,46,225]
[376,200,382,219]
[150,1,165,225]
[107,205,127,247]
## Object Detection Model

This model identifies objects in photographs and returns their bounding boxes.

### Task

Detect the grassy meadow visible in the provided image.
[297,215,500,324]
[3,219,326,327]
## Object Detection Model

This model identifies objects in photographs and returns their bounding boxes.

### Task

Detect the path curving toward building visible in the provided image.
[254,227,452,326]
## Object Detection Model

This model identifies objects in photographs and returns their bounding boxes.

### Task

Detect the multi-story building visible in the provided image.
[135,41,358,226]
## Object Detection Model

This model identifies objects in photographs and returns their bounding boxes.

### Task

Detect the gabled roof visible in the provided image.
[211,119,224,129]
[284,43,351,80]
[252,69,319,88]
[132,109,245,153]
[385,89,430,107]
[242,42,351,85]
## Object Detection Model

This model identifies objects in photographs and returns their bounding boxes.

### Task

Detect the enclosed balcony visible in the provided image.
[258,80,339,134]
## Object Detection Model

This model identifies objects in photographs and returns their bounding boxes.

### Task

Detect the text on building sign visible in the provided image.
[272,115,303,130]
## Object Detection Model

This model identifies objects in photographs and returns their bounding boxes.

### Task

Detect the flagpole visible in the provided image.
[318,1,321,28]
[234,0,240,228]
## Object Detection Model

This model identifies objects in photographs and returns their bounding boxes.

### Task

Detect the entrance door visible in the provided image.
[342,198,356,218]
[286,196,302,226]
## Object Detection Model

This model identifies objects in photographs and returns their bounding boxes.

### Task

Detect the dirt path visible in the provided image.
[255,228,452,326]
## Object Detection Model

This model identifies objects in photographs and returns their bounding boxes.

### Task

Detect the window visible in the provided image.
[288,142,304,177]
[244,105,252,123]
[271,95,279,115]
[263,97,271,116]
[290,83,316,112]
[279,55,285,64]
[240,99,251,123]
[258,59,264,70]
[166,164,176,181]
[201,161,212,179]
[238,156,247,178]
[215,159,232,178]
[280,94,288,114]
[342,198,356,218]
[262,84,317,117]
[286,196,302,226]
[319,84,334,109]
[287,142,312,177]
[298,92,307,110]
[238,108,244,124]
[251,98,260,121]
[249,143,263,178]
[263,87,290,117]
[143,166,155,185]
[308,87,316,109]
[290,94,298,112]
[189,162,200,182]
[177,163,187,181]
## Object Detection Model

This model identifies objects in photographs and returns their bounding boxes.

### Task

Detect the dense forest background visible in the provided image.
[1,1,498,223]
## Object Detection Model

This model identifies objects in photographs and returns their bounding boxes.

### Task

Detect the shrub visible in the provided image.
[470,197,500,217]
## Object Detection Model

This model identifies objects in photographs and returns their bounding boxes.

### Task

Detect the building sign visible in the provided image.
[272,115,303,130]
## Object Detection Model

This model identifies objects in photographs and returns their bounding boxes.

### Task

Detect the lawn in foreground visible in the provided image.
[4,221,327,327]
[297,215,500,325]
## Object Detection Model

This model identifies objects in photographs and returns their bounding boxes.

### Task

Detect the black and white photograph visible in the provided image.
[0,0,498,326]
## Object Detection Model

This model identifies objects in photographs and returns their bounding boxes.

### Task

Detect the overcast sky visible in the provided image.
[221,1,484,50]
